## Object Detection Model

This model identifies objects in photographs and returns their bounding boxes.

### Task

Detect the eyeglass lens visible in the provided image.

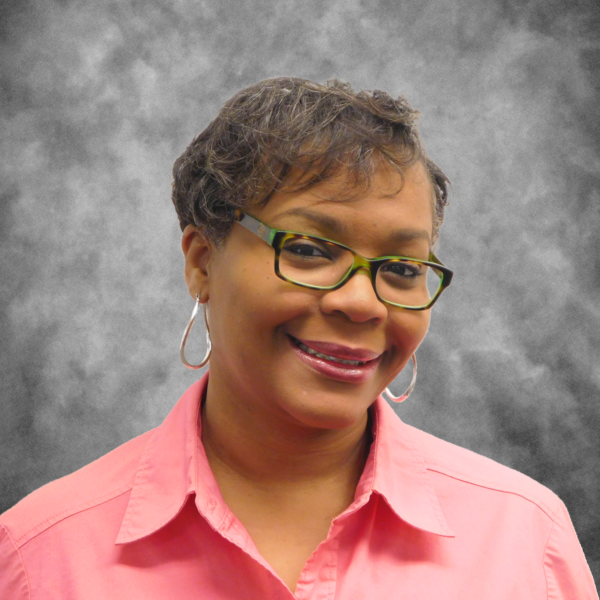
[279,235,442,308]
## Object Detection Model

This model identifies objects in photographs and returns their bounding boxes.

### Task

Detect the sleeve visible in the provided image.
[543,500,598,600]
[0,524,30,600]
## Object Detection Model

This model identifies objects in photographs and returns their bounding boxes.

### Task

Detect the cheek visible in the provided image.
[208,253,316,349]
[389,310,431,357]
[207,254,257,347]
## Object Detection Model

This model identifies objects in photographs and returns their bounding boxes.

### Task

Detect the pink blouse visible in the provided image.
[0,372,596,599]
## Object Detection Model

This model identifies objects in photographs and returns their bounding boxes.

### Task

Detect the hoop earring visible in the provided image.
[382,354,417,403]
[180,294,211,369]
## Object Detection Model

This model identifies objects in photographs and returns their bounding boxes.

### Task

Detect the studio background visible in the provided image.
[1,0,599,583]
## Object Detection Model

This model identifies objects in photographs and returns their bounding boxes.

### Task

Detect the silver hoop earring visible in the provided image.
[180,294,211,369]
[382,354,417,403]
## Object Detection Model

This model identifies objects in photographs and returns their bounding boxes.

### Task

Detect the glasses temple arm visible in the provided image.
[235,211,276,244]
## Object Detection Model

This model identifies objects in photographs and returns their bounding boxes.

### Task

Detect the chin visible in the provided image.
[281,385,374,431]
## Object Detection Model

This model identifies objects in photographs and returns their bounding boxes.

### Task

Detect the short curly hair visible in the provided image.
[172,77,449,246]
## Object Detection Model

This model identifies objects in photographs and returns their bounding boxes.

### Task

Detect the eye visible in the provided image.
[380,261,423,279]
[288,243,325,257]
[282,239,333,260]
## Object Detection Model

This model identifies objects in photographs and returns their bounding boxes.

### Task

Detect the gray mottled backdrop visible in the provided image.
[1,0,599,583]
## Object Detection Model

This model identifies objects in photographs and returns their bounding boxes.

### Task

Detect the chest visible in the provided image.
[221,487,353,592]
[30,497,550,600]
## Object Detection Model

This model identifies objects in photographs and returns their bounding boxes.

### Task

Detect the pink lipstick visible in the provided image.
[288,335,382,383]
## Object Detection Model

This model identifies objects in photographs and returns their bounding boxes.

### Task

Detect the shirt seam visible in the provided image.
[328,539,337,600]
[425,464,559,520]
[542,513,558,600]
[13,483,133,547]
[0,523,31,600]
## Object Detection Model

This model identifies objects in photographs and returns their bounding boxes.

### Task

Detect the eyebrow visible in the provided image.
[274,207,432,246]
[275,207,348,235]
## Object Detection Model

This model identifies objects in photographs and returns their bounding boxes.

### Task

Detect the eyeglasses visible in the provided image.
[235,210,453,310]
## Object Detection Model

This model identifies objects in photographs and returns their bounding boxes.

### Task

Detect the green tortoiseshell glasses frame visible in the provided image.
[235,210,453,311]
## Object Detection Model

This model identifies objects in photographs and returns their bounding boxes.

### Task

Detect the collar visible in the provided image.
[356,397,454,537]
[115,373,209,544]
[116,373,454,544]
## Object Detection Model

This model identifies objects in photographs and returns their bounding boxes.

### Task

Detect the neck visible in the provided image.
[201,372,371,489]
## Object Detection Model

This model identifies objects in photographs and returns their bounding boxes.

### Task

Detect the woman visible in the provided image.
[0,78,596,599]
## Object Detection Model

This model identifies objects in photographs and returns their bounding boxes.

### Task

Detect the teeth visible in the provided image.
[295,340,367,366]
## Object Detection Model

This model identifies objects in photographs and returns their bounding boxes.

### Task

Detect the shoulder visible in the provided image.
[401,420,562,519]
[393,419,598,597]
[0,429,153,548]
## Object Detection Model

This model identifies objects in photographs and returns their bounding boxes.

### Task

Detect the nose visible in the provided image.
[320,268,388,324]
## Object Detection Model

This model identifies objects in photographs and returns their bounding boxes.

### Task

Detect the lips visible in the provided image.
[292,337,382,363]
[288,335,382,383]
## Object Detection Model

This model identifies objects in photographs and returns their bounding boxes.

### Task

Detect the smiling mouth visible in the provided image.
[289,336,374,366]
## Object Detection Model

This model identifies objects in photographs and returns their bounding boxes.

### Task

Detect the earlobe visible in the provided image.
[181,225,212,303]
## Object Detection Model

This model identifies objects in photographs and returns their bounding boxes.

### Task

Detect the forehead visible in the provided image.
[254,161,435,252]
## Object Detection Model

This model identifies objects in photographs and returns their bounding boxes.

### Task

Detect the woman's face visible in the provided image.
[185,160,434,431]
